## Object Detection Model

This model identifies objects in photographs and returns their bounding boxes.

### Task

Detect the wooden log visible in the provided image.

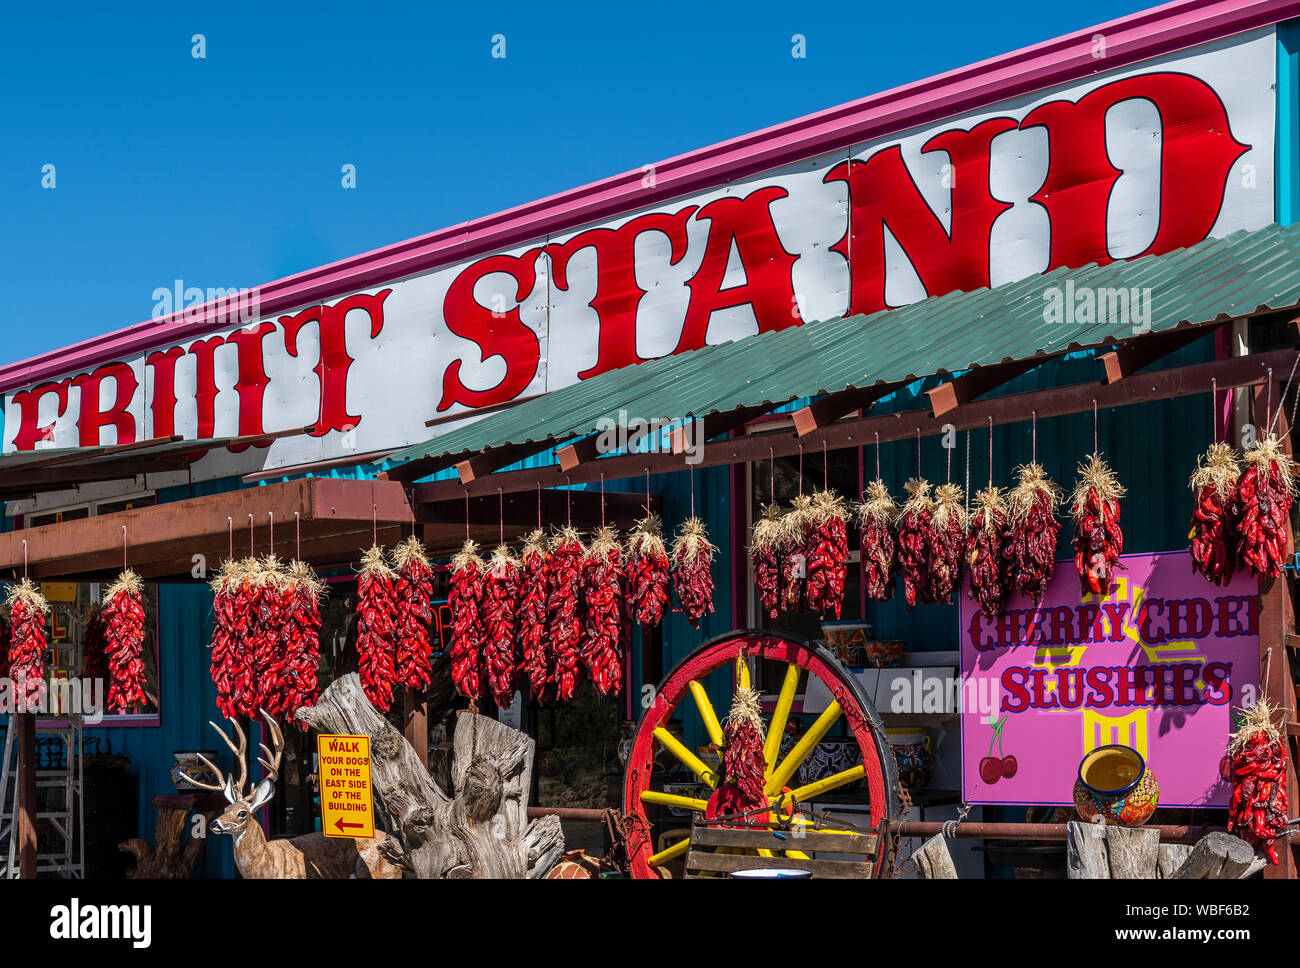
[1157,843,1193,879]
[913,834,958,879]
[295,672,562,878]
[1104,826,1160,879]
[1171,831,1257,879]
[1066,822,1110,879]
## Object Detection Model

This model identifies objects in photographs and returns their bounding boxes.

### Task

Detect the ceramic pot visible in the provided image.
[819,621,872,667]
[795,738,863,790]
[1072,745,1159,826]
[863,640,906,668]
[887,729,934,791]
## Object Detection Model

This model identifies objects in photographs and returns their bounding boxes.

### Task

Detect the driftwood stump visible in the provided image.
[1066,822,1159,879]
[1171,832,1265,879]
[913,835,959,879]
[296,673,563,878]
[119,793,223,879]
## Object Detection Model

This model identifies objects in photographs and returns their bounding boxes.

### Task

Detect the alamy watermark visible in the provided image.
[152,279,261,327]
[594,409,703,464]
[1042,280,1152,335]
[0,676,105,724]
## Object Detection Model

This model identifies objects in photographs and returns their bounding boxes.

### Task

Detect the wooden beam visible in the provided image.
[556,435,601,471]
[926,358,1044,416]
[456,438,559,484]
[412,348,1296,500]
[1100,326,1216,384]
[17,713,36,878]
[792,385,896,436]
[671,403,786,452]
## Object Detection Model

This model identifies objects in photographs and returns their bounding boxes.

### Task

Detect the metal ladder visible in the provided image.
[0,717,85,879]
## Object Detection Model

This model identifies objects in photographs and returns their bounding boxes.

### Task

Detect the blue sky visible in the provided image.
[2,0,1146,361]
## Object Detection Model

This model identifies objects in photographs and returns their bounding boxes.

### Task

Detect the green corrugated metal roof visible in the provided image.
[389,221,1300,470]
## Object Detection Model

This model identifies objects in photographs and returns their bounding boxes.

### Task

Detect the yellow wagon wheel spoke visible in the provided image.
[652,727,718,788]
[763,663,801,773]
[688,680,724,751]
[640,790,710,813]
[766,701,842,795]
[647,836,691,867]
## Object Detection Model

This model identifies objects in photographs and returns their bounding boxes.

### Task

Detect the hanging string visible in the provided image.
[249,514,254,557]
[267,512,273,557]
[1266,367,1273,429]
[1092,399,1098,455]
[566,477,572,526]
[600,473,606,528]
[946,431,952,483]
[916,427,921,477]
[537,482,543,530]
[295,511,301,560]
[21,539,27,579]
[874,432,881,480]
[768,448,775,505]
[464,491,470,542]
[1211,378,1218,444]
[498,488,504,546]
[1267,352,1300,436]
[122,525,127,571]
[797,444,804,495]
[644,468,651,518]
[371,504,377,547]
[227,517,233,562]
[987,416,994,489]
[964,430,971,516]
[822,440,828,491]
[690,463,696,518]
[1031,411,1038,465]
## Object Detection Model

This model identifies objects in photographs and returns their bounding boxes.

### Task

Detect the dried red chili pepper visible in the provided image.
[1235,434,1295,581]
[102,569,148,713]
[896,479,936,609]
[582,526,626,697]
[857,479,898,602]
[722,684,766,812]
[282,559,323,728]
[805,490,849,618]
[231,557,264,718]
[929,483,967,605]
[627,514,671,627]
[1189,442,1240,587]
[208,559,246,721]
[671,517,717,628]
[1070,455,1126,596]
[778,494,813,611]
[356,546,399,712]
[518,529,552,703]
[392,537,435,692]
[449,540,488,702]
[1226,700,1290,864]
[251,556,292,717]
[749,504,784,619]
[1004,463,1063,605]
[6,580,49,709]
[966,485,1009,619]
[547,527,586,703]
[484,545,523,708]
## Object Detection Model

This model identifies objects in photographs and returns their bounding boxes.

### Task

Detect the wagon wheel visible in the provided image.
[623,629,900,878]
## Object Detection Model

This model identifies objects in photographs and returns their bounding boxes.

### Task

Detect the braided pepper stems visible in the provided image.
[896,479,936,609]
[805,489,850,618]
[391,537,435,692]
[102,568,148,713]
[547,527,585,703]
[449,539,488,702]
[626,514,671,627]
[1226,700,1291,864]
[1004,463,1063,605]
[966,485,1010,619]
[929,483,967,605]
[356,546,399,712]
[518,529,552,702]
[484,544,523,708]
[582,526,627,697]
[857,480,898,603]
[6,580,50,708]
[1070,455,1126,597]
[1235,434,1296,580]
[671,517,717,628]
[1188,442,1241,586]
[749,504,784,619]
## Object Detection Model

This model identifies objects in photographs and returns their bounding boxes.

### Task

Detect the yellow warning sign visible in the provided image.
[317,734,375,839]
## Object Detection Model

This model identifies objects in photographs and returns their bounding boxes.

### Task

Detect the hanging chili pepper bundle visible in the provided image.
[722,683,767,811]
[671,516,717,628]
[805,489,849,618]
[626,514,671,627]
[208,560,252,721]
[1226,699,1290,864]
[250,556,293,717]
[449,539,488,702]
[582,526,626,697]
[282,559,323,727]
[82,602,109,685]
[392,537,435,692]
[1004,463,1063,605]
[102,568,148,713]
[546,527,585,703]
[966,485,1010,619]
[857,480,898,602]
[483,545,523,708]
[1189,442,1241,587]
[1235,434,1296,581]
[1070,455,1126,597]
[779,494,814,611]
[518,529,552,703]
[929,483,967,605]
[355,546,399,712]
[896,479,936,608]
[6,580,49,708]
[0,606,9,682]
[749,504,784,619]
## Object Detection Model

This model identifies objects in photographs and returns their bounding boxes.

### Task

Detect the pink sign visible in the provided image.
[959,550,1259,807]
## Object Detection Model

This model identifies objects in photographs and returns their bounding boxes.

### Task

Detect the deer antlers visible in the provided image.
[187,710,283,804]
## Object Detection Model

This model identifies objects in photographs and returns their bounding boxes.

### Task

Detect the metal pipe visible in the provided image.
[890,821,1223,845]
[527,806,608,822]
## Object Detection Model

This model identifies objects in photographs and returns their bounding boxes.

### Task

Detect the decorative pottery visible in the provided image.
[795,737,863,791]
[887,729,934,791]
[1072,744,1159,826]
[863,640,906,668]
[171,751,219,791]
[819,621,872,666]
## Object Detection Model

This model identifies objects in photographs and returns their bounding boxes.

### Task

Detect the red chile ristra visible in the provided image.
[484,545,523,708]
[805,489,849,619]
[208,560,246,721]
[251,556,293,717]
[749,504,784,619]
[392,537,435,692]
[929,483,967,606]
[896,479,936,609]
[582,526,627,697]
[518,529,552,703]
[449,540,488,702]
[282,559,324,728]
[1235,434,1296,581]
[356,546,400,712]
[102,569,148,713]
[1226,700,1290,865]
[1070,455,1126,597]
[626,514,671,628]
[547,527,586,703]
[1004,463,1063,606]
[966,485,1010,620]
[857,480,898,603]
[1188,442,1241,587]
[778,494,813,612]
[82,601,109,687]
[6,580,49,708]
[671,517,717,629]
[722,684,767,812]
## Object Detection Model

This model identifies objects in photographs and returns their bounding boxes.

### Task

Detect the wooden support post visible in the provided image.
[925,359,1042,416]
[16,713,36,879]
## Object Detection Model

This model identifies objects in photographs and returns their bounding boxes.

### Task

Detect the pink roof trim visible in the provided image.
[2,0,1292,392]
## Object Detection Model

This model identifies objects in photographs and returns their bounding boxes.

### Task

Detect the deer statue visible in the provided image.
[188,711,403,879]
